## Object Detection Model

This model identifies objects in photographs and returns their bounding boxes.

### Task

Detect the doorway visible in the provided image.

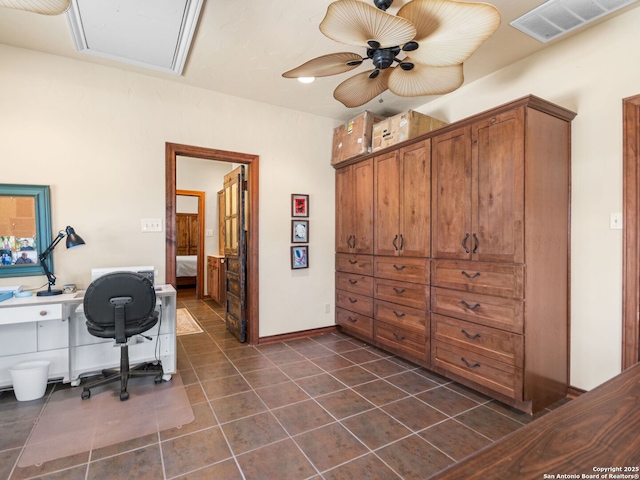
[165,143,260,345]
[176,189,205,299]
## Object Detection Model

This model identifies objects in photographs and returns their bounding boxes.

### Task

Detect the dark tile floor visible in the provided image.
[0,289,566,479]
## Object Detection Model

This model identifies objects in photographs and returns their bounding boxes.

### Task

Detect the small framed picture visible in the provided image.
[291,220,309,243]
[292,194,309,217]
[291,245,309,269]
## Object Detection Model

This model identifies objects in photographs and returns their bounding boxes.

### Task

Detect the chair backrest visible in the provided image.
[83,271,158,343]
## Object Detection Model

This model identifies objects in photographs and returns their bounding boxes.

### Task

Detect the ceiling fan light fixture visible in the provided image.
[0,0,70,15]
[298,77,316,84]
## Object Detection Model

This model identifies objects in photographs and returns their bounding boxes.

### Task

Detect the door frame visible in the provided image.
[623,94,640,370]
[176,189,205,299]
[166,142,260,345]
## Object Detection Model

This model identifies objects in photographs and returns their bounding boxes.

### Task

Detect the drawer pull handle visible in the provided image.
[393,333,406,341]
[349,260,358,265]
[347,316,358,323]
[461,357,481,368]
[393,287,405,294]
[461,329,481,340]
[462,233,470,253]
[461,271,481,279]
[393,265,405,271]
[348,279,358,284]
[348,298,358,303]
[393,310,406,318]
[461,300,481,310]
[40,310,47,316]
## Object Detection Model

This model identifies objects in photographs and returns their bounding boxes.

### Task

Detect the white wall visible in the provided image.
[0,45,338,339]
[416,8,640,390]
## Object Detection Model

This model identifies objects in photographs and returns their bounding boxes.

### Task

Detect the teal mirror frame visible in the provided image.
[0,184,52,278]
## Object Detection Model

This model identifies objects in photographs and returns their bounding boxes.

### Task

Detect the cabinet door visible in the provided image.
[432,126,473,260]
[472,108,524,263]
[335,159,373,254]
[374,151,401,256]
[399,140,430,257]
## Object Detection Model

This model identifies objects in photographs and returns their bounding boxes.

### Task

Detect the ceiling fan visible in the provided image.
[283,0,501,108]
[0,0,70,15]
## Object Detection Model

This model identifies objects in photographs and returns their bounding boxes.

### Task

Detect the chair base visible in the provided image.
[80,343,164,401]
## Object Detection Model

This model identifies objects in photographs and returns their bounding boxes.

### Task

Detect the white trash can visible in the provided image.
[9,360,51,401]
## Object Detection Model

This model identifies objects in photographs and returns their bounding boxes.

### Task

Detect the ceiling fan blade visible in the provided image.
[334,69,391,108]
[388,62,464,97]
[320,0,416,49]
[397,0,500,66]
[0,0,70,15]
[282,53,364,78]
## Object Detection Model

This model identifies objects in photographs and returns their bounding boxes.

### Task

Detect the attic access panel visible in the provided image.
[66,0,203,75]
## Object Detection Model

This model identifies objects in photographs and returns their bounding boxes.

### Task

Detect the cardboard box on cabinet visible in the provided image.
[332,111,386,166]
[372,110,447,151]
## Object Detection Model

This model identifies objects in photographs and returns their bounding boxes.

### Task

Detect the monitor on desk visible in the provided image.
[91,266,155,286]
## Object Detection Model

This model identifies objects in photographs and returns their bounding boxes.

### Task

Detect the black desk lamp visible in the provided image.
[37,226,85,297]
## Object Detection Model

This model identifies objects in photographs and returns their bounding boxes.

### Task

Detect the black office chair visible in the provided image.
[80,272,163,401]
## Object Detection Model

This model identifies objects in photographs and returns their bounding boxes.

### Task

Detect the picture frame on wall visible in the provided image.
[291,220,309,243]
[291,245,308,269]
[291,194,309,217]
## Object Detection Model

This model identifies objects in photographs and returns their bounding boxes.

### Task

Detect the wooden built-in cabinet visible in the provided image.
[176,213,199,256]
[334,95,575,414]
[335,159,374,254]
[207,255,226,306]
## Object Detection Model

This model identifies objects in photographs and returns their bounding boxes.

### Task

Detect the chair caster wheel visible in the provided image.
[81,390,91,400]
[154,375,163,384]
[120,391,129,401]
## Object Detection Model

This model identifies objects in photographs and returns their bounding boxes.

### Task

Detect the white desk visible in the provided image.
[0,285,177,389]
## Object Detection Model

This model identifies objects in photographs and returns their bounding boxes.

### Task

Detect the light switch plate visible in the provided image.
[141,218,162,232]
[610,213,623,230]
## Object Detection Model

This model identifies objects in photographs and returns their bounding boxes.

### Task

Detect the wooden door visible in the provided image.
[224,166,247,342]
[399,140,430,257]
[374,151,401,256]
[432,126,473,260]
[335,165,355,254]
[472,109,525,264]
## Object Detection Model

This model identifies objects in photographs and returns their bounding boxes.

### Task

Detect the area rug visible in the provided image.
[176,308,203,335]
[18,372,194,468]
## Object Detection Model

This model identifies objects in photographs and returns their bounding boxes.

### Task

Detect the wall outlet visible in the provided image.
[206,229,214,237]
[141,218,162,232]
[325,303,331,314]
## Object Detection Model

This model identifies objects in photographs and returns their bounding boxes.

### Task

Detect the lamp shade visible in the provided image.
[65,226,85,249]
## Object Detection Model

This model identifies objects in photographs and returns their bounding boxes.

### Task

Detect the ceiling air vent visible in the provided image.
[510,0,638,43]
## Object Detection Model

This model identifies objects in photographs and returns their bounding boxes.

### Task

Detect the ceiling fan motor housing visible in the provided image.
[372,46,400,70]
[373,0,393,10]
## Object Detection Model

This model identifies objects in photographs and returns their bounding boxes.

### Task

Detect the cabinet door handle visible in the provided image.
[351,236,357,249]
[461,300,481,310]
[473,233,479,254]
[393,333,406,341]
[461,271,481,279]
[393,264,405,271]
[461,329,481,340]
[347,316,358,323]
[348,279,358,284]
[461,357,481,368]
[349,260,358,265]
[462,233,470,253]
[393,310,406,318]
[399,234,404,250]
[348,298,358,303]
[393,287,405,294]
[392,234,399,250]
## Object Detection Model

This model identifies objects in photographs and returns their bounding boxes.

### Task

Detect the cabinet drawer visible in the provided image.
[374,299,427,334]
[0,303,63,325]
[336,307,373,339]
[431,313,523,368]
[431,287,523,334]
[336,272,373,297]
[0,322,37,355]
[374,278,428,310]
[336,253,374,276]
[374,256,429,283]
[375,321,429,362]
[336,290,374,317]
[431,341,523,401]
[431,260,524,298]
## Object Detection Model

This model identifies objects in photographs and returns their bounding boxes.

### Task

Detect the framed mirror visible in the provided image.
[0,184,52,278]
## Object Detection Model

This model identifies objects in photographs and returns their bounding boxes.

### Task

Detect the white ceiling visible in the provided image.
[0,0,637,121]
